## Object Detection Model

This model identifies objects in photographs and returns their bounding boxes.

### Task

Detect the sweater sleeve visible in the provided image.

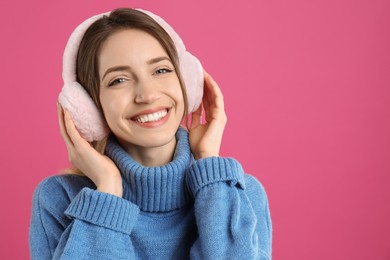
[29,176,140,260]
[186,157,272,260]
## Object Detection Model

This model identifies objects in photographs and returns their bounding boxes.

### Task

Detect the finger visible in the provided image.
[206,74,223,101]
[202,89,211,117]
[204,73,224,109]
[203,72,223,105]
[202,92,213,123]
[57,102,74,147]
[190,103,203,130]
[203,71,214,107]
[202,73,225,124]
[63,108,88,149]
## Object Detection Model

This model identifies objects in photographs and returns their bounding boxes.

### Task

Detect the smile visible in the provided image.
[133,109,169,123]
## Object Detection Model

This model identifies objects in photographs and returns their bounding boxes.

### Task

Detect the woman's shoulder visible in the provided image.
[33,173,95,211]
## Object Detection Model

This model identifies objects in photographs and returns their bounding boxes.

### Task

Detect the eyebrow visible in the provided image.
[147,56,171,65]
[102,65,131,81]
[101,56,172,81]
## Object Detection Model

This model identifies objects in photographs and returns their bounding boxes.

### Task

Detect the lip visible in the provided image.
[129,107,171,128]
[130,106,171,119]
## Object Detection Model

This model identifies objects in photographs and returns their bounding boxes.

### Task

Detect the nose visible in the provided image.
[134,78,160,104]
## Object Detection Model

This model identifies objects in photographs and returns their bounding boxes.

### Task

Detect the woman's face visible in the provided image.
[98,29,184,151]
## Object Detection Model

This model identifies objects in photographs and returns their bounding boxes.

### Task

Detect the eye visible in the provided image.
[154,68,173,75]
[108,78,126,87]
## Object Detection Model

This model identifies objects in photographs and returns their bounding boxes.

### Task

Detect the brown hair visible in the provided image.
[65,8,189,174]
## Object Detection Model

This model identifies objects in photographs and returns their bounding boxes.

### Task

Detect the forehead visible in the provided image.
[98,29,168,66]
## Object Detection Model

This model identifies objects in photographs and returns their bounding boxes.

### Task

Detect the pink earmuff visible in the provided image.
[58,9,203,142]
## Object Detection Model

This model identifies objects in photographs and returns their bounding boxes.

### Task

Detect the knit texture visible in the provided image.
[29,127,272,259]
[105,128,192,212]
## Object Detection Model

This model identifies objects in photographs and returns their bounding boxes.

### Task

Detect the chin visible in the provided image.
[136,131,176,148]
[115,123,180,149]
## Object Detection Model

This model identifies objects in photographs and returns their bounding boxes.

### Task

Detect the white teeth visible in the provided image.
[135,109,168,123]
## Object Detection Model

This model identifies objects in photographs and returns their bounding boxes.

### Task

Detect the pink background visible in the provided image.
[1,0,389,259]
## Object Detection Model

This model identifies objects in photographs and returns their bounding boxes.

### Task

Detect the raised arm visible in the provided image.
[186,157,272,259]
[188,71,272,259]
[29,103,140,259]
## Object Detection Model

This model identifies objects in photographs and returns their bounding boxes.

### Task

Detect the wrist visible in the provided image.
[186,157,245,196]
[96,175,123,197]
[195,152,219,160]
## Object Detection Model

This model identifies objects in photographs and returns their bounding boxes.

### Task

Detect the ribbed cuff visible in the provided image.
[186,157,246,196]
[65,188,139,235]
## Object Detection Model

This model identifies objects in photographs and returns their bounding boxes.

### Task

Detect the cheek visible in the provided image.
[99,91,125,124]
[178,85,187,111]
[164,76,185,112]
[176,93,186,123]
[172,85,185,112]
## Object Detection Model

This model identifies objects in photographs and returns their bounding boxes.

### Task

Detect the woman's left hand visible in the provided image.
[189,70,227,159]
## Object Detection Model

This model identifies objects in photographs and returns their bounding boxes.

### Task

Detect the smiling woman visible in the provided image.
[29,7,272,260]
[98,29,185,166]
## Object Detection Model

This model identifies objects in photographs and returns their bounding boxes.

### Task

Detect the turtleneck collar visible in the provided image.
[105,127,193,212]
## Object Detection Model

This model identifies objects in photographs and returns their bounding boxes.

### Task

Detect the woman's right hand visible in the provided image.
[57,102,123,197]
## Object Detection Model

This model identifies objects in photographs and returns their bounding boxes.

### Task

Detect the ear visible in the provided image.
[58,82,109,142]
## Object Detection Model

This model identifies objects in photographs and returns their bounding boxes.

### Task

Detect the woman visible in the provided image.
[29,8,272,259]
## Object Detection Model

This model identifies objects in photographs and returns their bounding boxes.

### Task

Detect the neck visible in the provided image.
[105,127,193,212]
[118,137,177,167]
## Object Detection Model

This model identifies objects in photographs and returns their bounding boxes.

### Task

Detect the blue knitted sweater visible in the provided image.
[29,128,272,259]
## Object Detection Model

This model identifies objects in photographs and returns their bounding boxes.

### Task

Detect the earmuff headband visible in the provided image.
[58,9,203,141]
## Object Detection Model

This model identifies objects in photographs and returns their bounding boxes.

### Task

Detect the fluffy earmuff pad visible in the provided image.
[58,82,109,142]
[179,52,204,112]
